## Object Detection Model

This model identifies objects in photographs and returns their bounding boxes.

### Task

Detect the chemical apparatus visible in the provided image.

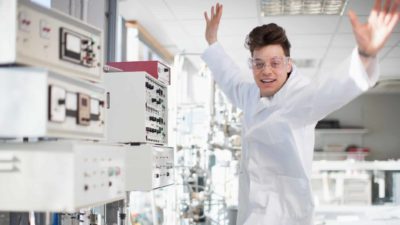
[0,1,175,225]
[173,67,242,225]
[104,61,175,225]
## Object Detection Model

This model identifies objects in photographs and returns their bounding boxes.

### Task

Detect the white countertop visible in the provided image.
[315,205,400,225]
[313,160,400,171]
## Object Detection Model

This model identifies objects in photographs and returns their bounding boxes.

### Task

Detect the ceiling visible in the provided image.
[119,0,400,80]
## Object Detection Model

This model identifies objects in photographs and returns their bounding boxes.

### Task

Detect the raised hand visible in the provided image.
[349,0,399,57]
[204,3,223,45]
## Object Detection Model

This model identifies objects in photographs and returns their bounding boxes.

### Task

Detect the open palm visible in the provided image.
[204,3,223,45]
[349,0,400,57]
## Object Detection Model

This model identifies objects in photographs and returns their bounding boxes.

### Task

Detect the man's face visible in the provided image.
[250,44,292,97]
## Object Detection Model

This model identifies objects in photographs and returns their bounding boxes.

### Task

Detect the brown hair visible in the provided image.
[245,23,291,57]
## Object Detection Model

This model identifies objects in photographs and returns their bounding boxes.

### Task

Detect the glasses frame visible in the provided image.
[248,56,291,71]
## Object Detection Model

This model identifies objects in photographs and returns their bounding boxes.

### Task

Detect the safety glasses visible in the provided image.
[248,56,290,71]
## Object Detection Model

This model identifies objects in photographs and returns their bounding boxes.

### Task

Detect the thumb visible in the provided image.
[204,11,210,23]
[348,10,361,29]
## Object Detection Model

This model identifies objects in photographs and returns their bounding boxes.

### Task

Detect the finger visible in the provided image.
[348,10,362,29]
[384,0,398,24]
[386,0,400,24]
[379,0,392,22]
[215,5,218,17]
[204,11,210,23]
[375,0,383,12]
[217,4,223,19]
[387,4,400,31]
[384,0,391,13]
[216,3,220,15]
[388,12,400,31]
[369,0,381,23]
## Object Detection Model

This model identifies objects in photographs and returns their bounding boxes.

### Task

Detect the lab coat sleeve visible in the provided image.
[201,42,254,110]
[305,48,380,123]
[286,49,379,126]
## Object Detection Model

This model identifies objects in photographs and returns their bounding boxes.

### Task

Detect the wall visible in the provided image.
[324,93,400,160]
[51,0,106,30]
[51,0,111,62]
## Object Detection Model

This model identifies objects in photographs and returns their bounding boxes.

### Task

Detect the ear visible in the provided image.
[287,58,293,73]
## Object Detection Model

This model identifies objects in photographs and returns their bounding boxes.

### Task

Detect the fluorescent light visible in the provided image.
[31,0,51,8]
[260,0,348,16]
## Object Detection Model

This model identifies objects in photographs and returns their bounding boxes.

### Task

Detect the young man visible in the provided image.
[202,1,399,225]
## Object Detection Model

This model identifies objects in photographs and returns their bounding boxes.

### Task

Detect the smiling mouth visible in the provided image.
[260,79,276,84]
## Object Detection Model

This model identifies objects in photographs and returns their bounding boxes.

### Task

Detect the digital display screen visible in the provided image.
[66,33,81,54]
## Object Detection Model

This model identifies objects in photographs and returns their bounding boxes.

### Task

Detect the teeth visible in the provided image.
[261,79,275,83]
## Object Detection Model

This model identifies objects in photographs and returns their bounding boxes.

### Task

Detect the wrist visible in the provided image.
[358,48,376,58]
[207,37,218,45]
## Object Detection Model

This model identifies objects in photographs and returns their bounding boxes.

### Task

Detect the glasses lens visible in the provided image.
[249,59,264,70]
[255,61,265,70]
[270,57,284,69]
[249,57,287,70]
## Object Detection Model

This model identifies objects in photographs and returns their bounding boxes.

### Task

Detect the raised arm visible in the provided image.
[204,3,223,45]
[288,0,399,125]
[202,4,255,110]
[350,0,399,66]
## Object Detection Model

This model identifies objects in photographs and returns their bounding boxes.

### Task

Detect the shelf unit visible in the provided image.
[315,128,369,135]
[316,205,400,212]
[314,129,369,158]
[315,205,400,224]
[312,160,400,171]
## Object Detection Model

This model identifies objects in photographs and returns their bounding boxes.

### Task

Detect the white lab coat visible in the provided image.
[201,42,379,225]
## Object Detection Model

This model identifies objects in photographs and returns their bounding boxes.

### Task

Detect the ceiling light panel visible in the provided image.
[260,0,348,16]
